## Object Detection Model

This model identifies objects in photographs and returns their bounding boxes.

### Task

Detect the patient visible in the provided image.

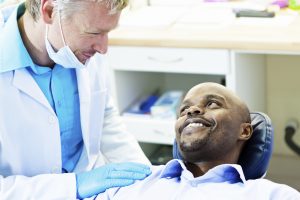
[95,82,300,200]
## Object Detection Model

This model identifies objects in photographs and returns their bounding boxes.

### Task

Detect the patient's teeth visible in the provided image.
[187,123,204,128]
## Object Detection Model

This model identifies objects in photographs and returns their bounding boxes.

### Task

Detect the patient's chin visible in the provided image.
[179,138,208,153]
[180,142,193,152]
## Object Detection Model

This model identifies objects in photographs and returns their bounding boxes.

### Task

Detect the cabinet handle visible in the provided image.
[147,56,183,64]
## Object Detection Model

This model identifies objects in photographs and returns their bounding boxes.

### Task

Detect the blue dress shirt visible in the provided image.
[96,159,300,200]
[28,65,83,173]
[0,4,83,173]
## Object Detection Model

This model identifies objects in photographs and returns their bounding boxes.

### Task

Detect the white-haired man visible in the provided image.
[0,0,151,199]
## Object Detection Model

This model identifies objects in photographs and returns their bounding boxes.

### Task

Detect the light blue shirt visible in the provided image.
[96,159,300,200]
[27,65,83,173]
[0,4,83,173]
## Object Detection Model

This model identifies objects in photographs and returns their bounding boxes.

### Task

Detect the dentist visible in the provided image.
[0,0,151,199]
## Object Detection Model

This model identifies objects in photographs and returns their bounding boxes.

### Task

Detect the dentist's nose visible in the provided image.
[92,34,108,54]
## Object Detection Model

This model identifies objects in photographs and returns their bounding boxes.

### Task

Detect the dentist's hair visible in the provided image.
[25,0,128,22]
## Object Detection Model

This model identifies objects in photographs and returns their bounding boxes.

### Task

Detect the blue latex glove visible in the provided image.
[76,162,151,199]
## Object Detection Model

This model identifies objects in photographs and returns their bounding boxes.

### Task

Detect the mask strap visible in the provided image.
[45,24,49,39]
[57,9,67,46]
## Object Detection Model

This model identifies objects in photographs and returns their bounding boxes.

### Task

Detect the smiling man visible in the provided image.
[175,82,252,171]
[95,82,300,200]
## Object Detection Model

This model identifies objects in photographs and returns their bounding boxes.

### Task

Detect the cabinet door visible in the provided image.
[108,46,229,75]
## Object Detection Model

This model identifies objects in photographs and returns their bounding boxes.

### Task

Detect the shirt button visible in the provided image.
[48,116,56,124]
[57,101,62,107]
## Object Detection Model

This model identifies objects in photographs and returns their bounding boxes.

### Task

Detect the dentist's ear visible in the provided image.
[239,123,253,141]
[40,0,55,24]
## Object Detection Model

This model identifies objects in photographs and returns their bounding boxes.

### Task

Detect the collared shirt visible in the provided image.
[0,4,83,173]
[27,64,83,173]
[96,159,300,200]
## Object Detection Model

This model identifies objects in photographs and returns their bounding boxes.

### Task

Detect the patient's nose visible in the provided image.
[187,106,203,116]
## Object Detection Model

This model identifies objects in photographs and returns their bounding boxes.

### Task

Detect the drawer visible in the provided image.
[122,116,175,145]
[108,46,229,75]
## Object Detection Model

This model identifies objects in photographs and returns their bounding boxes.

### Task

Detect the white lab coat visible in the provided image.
[0,52,150,199]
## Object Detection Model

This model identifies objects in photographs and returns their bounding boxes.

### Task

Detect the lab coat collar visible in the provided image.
[0,3,34,73]
[13,68,55,114]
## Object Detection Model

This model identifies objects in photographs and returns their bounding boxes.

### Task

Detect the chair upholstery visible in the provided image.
[173,112,274,180]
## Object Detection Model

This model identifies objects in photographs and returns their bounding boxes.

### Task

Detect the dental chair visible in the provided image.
[173,112,274,180]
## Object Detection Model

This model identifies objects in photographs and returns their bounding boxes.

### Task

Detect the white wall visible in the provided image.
[266,54,300,191]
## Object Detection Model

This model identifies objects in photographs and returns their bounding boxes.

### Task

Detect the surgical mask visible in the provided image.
[45,11,88,69]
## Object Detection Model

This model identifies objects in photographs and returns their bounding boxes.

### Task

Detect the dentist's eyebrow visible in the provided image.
[84,24,120,35]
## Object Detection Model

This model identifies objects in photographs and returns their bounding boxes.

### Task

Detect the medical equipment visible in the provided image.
[285,119,300,156]
[150,91,183,119]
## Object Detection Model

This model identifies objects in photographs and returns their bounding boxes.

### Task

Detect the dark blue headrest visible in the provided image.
[173,112,274,180]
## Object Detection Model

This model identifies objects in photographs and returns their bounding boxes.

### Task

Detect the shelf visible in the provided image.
[122,116,176,145]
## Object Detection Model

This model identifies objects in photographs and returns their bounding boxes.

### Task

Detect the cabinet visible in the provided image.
[107,46,266,163]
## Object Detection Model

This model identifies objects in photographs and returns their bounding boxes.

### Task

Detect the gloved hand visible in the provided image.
[76,162,151,199]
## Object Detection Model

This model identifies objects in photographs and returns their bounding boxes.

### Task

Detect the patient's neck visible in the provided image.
[185,159,237,177]
[185,162,206,177]
[184,147,241,177]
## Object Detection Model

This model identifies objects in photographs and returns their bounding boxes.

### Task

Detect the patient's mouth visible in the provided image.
[180,117,215,134]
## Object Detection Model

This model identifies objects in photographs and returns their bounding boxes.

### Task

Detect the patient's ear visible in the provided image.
[239,123,253,141]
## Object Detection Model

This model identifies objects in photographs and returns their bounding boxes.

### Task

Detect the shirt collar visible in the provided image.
[205,163,247,184]
[0,3,35,73]
[159,159,247,184]
[159,159,185,178]
[29,63,52,75]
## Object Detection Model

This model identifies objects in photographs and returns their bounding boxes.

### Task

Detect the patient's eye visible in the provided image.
[207,101,220,109]
[179,106,190,115]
